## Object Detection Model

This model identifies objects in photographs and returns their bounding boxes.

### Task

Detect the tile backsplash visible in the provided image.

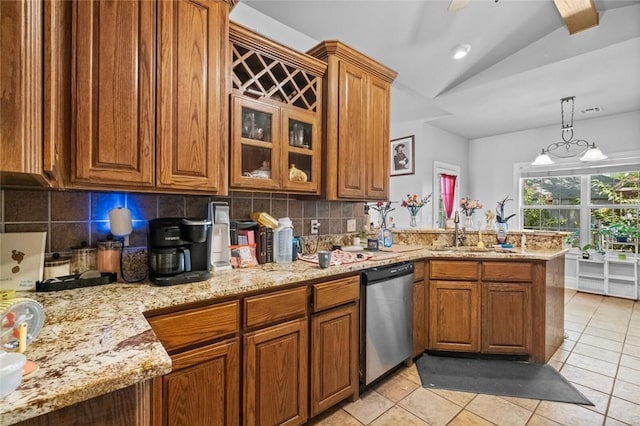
[0,189,367,253]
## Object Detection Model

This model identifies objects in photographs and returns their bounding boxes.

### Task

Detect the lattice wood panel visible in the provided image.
[231,44,320,112]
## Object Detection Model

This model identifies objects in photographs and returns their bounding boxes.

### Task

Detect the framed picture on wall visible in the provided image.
[390,135,415,176]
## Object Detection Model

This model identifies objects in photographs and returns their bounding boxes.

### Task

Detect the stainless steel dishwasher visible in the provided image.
[360,261,414,386]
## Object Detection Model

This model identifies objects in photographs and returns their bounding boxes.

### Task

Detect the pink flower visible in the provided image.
[460,196,483,216]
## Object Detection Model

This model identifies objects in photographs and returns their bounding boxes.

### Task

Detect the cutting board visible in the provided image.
[380,244,425,253]
[368,252,403,261]
[0,232,46,291]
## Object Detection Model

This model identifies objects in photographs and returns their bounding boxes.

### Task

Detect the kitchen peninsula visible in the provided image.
[2,239,567,426]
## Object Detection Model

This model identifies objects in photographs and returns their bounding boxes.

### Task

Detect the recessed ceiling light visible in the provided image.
[450,44,471,60]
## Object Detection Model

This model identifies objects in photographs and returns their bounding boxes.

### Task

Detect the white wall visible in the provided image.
[389,120,468,228]
[468,110,640,229]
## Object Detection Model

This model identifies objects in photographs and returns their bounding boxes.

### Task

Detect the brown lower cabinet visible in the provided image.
[243,318,308,426]
[428,280,481,352]
[482,283,532,354]
[159,339,239,426]
[17,381,152,426]
[427,260,536,358]
[147,300,240,426]
[309,276,360,418]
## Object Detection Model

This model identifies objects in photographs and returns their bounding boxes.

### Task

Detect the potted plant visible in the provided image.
[495,196,515,244]
[581,243,606,260]
[605,222,639,243]
[565,232,580,249]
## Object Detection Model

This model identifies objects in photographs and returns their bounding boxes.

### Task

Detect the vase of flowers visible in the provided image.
[401,193,432,227]
[495,195,516,244]
[459,196,483,230]
[370,201,395,230]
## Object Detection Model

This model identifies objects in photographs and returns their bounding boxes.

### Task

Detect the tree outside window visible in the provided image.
[521,171,639,253]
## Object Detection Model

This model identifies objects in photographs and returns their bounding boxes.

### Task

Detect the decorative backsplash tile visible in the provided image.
[0,189,367,254]
[5,190,49,222]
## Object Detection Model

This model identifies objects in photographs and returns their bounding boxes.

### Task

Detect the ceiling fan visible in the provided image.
[447,0,599,34]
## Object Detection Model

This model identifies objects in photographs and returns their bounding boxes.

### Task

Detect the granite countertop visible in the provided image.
[0,246,566,425]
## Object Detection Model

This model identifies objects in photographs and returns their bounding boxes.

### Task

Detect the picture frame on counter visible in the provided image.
[390,135,415,176]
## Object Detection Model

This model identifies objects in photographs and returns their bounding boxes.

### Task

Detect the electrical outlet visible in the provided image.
[346,219,356,232]
[310,220,320,234]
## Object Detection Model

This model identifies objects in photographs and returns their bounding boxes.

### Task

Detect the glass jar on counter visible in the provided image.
[43,253,71,280]
[97,239,122,276]
[70,242,97,275]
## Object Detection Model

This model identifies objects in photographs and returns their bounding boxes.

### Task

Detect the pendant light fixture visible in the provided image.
[532,96,607,166]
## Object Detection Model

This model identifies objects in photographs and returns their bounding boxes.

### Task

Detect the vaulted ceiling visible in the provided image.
[239,0,640,139]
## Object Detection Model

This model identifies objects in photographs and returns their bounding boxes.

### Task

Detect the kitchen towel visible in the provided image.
[298,249,373,266]
[415,353,593,405]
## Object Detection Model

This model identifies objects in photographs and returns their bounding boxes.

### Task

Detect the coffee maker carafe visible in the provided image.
[148,218,211,285]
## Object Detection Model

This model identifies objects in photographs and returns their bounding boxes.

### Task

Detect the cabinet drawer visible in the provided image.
[244,286,308,328]
[483,262,533,282]
[148,300,239,352]
[413,261,425,282]
[312,276,360,312]
[430,261,479,280]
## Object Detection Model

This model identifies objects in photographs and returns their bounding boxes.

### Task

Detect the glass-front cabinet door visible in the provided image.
[231,95,320,194]
[282,109,319,192]
[231,96,281,190]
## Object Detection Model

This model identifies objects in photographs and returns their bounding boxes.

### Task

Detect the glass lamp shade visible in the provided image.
[532,151,555,166]
[580,146,608,162]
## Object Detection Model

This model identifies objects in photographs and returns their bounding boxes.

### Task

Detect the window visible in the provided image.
[522,177,581,232]
[589,172,639,250]
[519,162,640,249]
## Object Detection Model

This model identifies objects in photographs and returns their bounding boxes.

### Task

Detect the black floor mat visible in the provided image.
[415,353,593,405]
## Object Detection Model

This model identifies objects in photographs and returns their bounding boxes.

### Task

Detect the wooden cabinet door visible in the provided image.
[336,61,367,199]
[156,0,228,192]
[310,303,358,417]
[428,280,480,352]
[0,0,45,183]
[365,74,390,200]
[161,338,239,426]
[482,283,532,354]
[413,280,427,357]
[72,0,155,186]
[244,318,308,426]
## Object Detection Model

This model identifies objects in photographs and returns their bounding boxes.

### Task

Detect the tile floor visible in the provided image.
[308,289,640,425]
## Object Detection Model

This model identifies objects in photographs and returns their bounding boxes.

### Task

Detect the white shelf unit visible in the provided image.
[576,237,638,300]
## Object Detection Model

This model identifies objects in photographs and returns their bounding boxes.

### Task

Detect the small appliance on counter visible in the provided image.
[208,202,232,271]
[148,218,212,286]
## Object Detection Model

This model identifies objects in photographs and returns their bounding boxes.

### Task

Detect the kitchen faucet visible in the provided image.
[453,211,466,247]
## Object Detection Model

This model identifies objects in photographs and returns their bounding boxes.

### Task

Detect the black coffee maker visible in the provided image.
[148,218,212,285]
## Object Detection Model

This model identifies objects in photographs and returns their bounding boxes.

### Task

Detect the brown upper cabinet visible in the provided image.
[229,22,326,194]
[1,1,68,188]
[307,41,397,201]
[71,0,231,194]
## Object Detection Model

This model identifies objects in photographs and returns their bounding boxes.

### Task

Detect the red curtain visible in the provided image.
[440,173,457,219]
